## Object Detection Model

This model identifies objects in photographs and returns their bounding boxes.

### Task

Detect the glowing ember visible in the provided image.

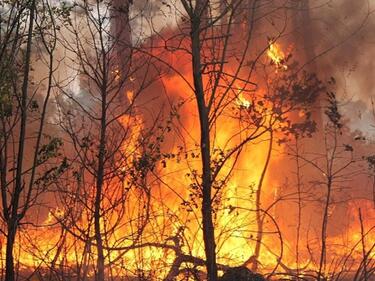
[113,68,121,81]
[127,90,134,102]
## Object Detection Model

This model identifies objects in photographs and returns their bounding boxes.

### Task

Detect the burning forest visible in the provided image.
[0,0,375,280]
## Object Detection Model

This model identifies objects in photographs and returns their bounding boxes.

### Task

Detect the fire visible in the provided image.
[156,64,286,272]
[2,28,374,281]
[236,92,251,109]
[126,90,134,102]
[44,208,65,224]
[112,68,121,81]
[267,41,288,70]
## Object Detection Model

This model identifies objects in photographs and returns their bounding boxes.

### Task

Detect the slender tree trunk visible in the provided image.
[358,208,368,281]
[94,66,108,281]
[94,183,105,281]
[190,13,218,281]
[5,221,17,281]
[94,2,111,279]
[318,176,332,281]
[295,138,302,278]
[252,130,273,272]
[5,2,35,281]
[94,113,106,281]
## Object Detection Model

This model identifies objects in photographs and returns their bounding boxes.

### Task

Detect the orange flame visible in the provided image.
[236,92,251,109]
[267,42,288,70]
[2,38,374,281]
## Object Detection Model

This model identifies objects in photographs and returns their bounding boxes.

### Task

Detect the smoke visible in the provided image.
[130,0,183,44]
[306,0,375,136]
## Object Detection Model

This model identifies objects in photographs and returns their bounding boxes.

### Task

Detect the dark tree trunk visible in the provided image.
[5,221,17,281]
[94,91,107,281]
[5,2,35,281]
[190,11,218,281]
[95,4,110,278]
[318,176,332,281]
[94,45,108,281]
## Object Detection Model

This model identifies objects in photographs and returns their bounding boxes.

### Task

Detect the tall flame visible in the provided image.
[2,35,375,281]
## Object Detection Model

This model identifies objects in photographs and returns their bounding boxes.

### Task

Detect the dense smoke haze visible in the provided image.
[64,0,375,134]
[305,0,375,135]
[0,1,374,281]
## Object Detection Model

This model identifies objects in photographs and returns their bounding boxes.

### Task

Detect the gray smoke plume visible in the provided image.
[306,0,375,136]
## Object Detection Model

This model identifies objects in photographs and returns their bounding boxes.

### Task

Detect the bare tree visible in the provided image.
[53,1,165,279]
[145,1,325,279]
[287,91,362,280]
[0,1,69,280]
